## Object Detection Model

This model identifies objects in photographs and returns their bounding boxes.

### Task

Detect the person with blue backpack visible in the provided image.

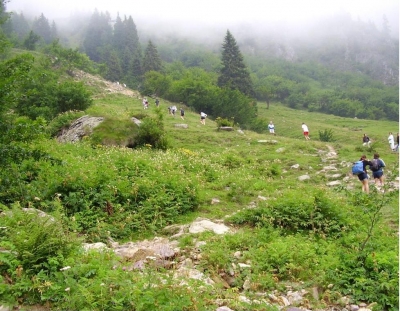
[369,153,386,188]
[352,155,371,194]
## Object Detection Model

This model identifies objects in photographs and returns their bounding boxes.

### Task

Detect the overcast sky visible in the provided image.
[6,0,399,33]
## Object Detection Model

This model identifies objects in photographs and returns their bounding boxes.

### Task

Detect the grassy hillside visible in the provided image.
[1,76,399,311]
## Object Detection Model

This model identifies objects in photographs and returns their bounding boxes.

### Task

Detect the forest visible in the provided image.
[2,2,399,127]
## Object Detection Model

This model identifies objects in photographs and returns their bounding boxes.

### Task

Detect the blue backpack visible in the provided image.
[352,160,364,175]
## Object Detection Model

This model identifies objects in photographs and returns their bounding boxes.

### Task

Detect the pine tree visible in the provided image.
[50,20,57,41]
[32,13,52,44]
[217,30,254,97]
[83,10,113,62]
[142,40,163,73]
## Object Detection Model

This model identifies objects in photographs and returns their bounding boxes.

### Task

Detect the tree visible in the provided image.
[83,10,113,62]
[143,40,163,74]
[32,13,52,44]
[217,30,254,97]
[23,31,40,50]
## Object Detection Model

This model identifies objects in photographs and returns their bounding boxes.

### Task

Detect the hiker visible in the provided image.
[301,123,310,140]
[142,97,148,109]
[200,112,207,125]
[180,108,185,120]
[388,132,395,151]
[268,121,275,135]
[355,155,371,194]
[370,153,386,188]
[362,133,371,147]
[155,98,160,107]
[171,106,177,117]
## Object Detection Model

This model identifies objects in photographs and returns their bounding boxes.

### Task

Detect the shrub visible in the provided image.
[215,116,234,128]
[0,204,79,276]
[319,129,335,142]
[227,190,348,237]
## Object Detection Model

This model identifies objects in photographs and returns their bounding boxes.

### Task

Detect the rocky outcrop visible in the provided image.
[57,115,104,143]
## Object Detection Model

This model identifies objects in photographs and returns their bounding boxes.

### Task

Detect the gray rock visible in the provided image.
[174,123,188,128]
[57,115,104,143]
[298,174,310,181]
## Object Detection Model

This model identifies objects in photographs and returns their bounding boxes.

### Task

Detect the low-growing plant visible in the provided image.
[318,129,335,142]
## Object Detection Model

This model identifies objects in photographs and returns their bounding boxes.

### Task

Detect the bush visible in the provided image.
[227,190,348,237]
[215,117,234,128]
[0,205,79,276]
[319,129,335,142]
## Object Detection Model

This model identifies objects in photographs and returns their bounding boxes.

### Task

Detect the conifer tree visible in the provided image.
[32,13,52,44]
[142,40,163,73]
[83,10,113,62]
[217,30,254,97]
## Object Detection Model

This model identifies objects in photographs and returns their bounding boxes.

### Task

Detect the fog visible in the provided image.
[7,0,398,29]
[5,0,399,48]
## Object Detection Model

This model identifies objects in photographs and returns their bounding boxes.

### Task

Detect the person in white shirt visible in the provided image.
[200,112,207,125]
[268,121,275,135]
[388,132,395,150]
[301,123,310,140]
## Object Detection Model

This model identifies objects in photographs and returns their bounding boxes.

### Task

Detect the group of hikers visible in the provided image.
[267,121,311,140]
[362,132,399,152]
[353,153,386,194]
[141,97,207,124]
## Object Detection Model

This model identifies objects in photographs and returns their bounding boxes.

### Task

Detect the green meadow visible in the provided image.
[2,85,398,310]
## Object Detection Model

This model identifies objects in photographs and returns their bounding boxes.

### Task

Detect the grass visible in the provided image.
[1,80,398,310]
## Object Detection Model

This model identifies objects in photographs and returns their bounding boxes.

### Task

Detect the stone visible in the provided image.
[219,126,234,131]
[189,218,230,235]
[57,115,104,143]
[174,124,188,128]
[298,174,310,181]
[327,180,342,186]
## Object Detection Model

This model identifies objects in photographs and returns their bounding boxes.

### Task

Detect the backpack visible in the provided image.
[352,161,364,175]
[370,159,380,171]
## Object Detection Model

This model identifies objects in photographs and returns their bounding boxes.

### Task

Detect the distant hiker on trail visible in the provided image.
[301,123,310,140]
[268,121,275,135]
[180,108,185,120]
[370,153,386,188]
[354,154,371,194]
[362,133,371,147]
[388,132,395,151]
[143,97,148,109]
[155,98,160,107]
[200,112,207,125]
[171,106,177,117]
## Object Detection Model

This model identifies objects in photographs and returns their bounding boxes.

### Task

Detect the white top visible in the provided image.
[302,124,309,132]
[268,123,274,129]
[200,112,207,118]
[388,134,394,143]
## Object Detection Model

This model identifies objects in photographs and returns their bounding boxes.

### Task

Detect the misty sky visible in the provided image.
[6,0,399,33]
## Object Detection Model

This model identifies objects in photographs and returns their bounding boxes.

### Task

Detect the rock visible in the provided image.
[131,117,142,125]
[82,242,108,251]
[291,164,300,169]
[57,115,104,143]
[327,180,342,186]
[276,147,285,153]
[189,218,230,235]
[237,129,244,135]
[211,198,220,204]
[174,124,188,128]
[238,263,251,269]
[219,126,234,131]
[298,174,310,181]
[216,307,234,311]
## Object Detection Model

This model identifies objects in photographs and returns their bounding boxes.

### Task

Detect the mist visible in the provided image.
[6,0,399,42]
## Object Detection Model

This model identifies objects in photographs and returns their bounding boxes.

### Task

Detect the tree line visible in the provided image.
[2,3,399,125]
